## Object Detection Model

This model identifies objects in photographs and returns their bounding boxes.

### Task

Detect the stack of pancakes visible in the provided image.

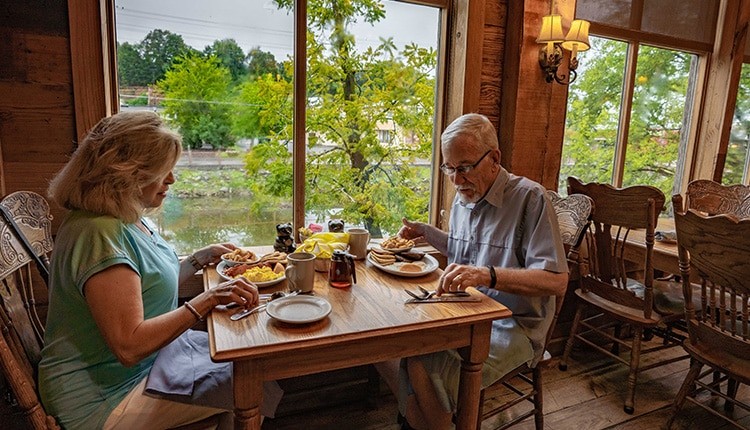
[369,247,396,265]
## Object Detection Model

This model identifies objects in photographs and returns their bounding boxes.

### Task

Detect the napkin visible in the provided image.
[654,230,677,242]
[145,329,284,417]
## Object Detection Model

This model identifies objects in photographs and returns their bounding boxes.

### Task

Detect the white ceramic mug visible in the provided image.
[347,228,371,260]
[285,252,316,293]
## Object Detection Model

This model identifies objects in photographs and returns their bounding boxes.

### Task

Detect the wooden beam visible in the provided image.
[694,0,750,181]
[68,1,108,142]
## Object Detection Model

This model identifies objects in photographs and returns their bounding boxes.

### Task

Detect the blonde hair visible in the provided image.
[48,111,182,223]
[441,113,499,151]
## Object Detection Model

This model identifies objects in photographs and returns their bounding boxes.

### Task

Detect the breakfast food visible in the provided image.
[399,263,422,273]
[257,251,288,266]
[222,248,258,263]
[369,247,396,266]
[399,250,425,261]
[381,236,415,250]
[228,266,283,283]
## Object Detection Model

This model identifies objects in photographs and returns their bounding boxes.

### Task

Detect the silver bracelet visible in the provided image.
[184,301,204,321]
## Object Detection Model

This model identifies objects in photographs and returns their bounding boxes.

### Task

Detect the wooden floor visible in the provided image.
[2,337,748,429]
[261,337,750,430]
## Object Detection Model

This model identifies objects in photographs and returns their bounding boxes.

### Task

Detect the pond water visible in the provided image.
[146,196,293,256]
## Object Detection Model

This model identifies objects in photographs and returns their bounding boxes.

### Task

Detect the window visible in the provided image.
[726,63,750,185]
[560,36,697,208]
[113,0,445,254]
[560,0,717,210]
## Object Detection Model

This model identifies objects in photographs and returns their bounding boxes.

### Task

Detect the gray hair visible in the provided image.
[441,113,498,151]
[48,111,182,223]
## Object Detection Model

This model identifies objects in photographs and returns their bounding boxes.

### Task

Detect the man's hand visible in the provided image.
[398,218,425,241]
[437,263,489,295]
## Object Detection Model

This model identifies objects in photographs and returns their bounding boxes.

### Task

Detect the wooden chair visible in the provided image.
[683,179,750,218]
[666,198,750,429]
[477,191,593,430]
[0,192,58,429]
[558,177,689,414]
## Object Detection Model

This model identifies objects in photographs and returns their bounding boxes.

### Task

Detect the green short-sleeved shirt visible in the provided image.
[38,211,179,429]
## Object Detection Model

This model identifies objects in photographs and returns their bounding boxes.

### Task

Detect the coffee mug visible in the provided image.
[347,228,371,260]
[285,252,316,293]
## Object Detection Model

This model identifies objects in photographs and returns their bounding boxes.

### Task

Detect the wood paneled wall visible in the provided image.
[0,0,76,231]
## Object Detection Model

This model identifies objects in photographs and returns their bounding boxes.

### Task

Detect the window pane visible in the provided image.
[560,37,626,192]
[303,0,440,237]
[115,0,441,253]
[623,45,693,209]
[115,0,294,254]
[726,63,750,185]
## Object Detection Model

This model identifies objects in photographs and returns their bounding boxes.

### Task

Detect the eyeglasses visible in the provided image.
[440,150,492,176]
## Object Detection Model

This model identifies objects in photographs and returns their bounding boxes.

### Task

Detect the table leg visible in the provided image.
[455,322,492,430]
[233,360,262,430]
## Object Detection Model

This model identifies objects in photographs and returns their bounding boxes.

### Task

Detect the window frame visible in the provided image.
[572,5,714,195]
[81,0,465,236]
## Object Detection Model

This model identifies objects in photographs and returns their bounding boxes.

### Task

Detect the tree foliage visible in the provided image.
[203,39,248,82]
[157,53,235,149]
[239,0,436,235]
[561,38,691,203]
[727,63,750,184]
[118,29,195,86]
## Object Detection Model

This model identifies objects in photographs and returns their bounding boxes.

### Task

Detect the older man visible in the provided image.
[397,113,569,429]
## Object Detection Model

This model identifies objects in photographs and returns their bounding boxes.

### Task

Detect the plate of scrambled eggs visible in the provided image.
[216,261,286,288]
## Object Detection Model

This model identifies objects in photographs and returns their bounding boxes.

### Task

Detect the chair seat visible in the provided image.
[683,341,750,385]
[626,278,701,317]
[574,289,662,326]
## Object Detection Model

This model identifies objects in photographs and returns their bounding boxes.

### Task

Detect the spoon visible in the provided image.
[230,290,296,321]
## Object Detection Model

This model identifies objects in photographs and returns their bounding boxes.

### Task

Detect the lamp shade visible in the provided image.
[536,14,565,44]
[561,19,591,51]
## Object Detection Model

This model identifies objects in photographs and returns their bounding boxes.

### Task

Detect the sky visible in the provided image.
[114,0,440,60]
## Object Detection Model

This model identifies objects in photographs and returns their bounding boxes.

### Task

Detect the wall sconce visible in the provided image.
[536,15,590,85]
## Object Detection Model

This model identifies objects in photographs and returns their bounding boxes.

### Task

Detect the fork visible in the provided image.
[405,286,470,300]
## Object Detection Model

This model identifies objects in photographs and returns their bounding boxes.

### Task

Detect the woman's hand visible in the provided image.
[202,277,260,309]
[437,263,488,295]
[191,243,238,267]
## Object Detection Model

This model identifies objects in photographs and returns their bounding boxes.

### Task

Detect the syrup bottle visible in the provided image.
[328,250,356,288]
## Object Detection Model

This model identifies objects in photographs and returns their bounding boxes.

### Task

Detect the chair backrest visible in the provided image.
[546,190,593,264]
[0,191,58,429]
[0,191,53,348]
[545,191,593,348]
[672,199,750,360]
[684,179,750,219]
[567,177,665,319]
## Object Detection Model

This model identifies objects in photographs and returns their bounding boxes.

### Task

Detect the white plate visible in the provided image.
[367,253,439,277]
[216,260,286,288]
[265,295,332,324]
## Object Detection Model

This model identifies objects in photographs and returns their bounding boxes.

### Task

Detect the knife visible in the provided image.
[405,296,482,303]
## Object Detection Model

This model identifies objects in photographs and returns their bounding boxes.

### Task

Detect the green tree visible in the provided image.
[117,42,146,87]
[239,0,436,235]
[158,53,235,149]
[138,29,194,85]
[204,39,248,82]
[727,63,750,184]
[561,38,691,203]
[247,48,283,80]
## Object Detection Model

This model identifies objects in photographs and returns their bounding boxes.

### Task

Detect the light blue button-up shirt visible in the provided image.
[447,167,568,360]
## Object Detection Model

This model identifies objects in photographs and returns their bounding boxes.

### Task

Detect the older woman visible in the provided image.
[38,111,279,429]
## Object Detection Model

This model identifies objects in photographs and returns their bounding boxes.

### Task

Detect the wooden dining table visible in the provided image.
[203,246,512,429]
[622,217,680,274]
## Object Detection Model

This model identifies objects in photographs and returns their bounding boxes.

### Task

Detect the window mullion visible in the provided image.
[612,42,639,187]
[293,0,307,238]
